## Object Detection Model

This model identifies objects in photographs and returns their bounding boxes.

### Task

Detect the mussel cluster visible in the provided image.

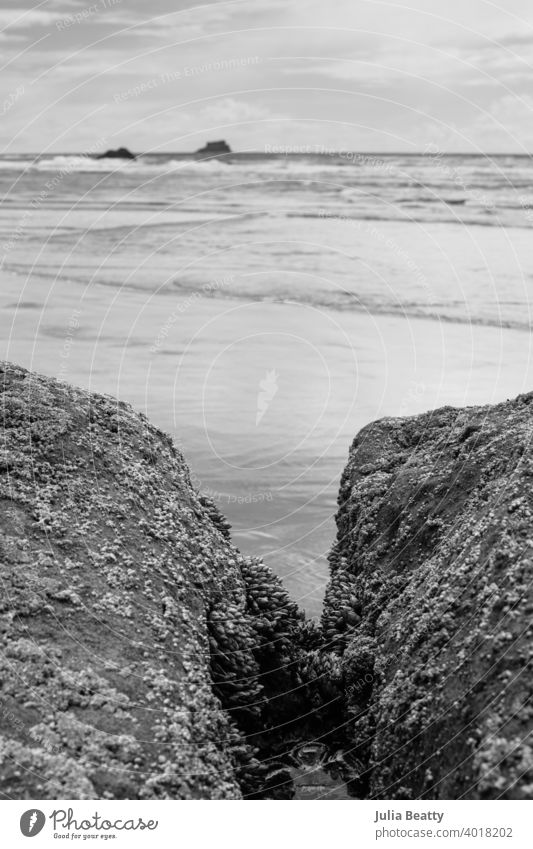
[224,733,265,798]
[207,554,305,797]
[198,494,232,539]
[207,599,265,730]
[321,567,362,651]
[240,556,301,657]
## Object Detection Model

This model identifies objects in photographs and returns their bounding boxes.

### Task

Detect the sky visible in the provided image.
[2,0,533,152]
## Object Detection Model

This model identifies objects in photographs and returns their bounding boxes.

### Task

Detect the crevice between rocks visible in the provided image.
[2,362,532,800]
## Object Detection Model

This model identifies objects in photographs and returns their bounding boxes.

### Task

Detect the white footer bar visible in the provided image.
[2,799,531,848]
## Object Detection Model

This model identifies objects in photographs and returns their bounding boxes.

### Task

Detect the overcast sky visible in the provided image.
[3,0,533,153]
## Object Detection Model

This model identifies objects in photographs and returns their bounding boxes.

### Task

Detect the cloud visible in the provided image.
[0,8,63,28]
[285,49,458,86]
[196,96,275,127]
[464,92,533,149]
[420,91,533,152]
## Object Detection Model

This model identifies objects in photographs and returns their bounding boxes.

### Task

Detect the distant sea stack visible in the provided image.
[322,395,533,799]
[96,146,136,160]
[196,140,231,156]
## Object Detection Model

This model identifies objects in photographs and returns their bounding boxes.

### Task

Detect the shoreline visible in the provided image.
[1,360,532,799]
[3,288,533,619]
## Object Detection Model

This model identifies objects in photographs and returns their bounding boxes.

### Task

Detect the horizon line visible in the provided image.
[2,149,532,157]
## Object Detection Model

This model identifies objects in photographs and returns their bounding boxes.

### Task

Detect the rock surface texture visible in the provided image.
[323,396,533,799]
[0,363,301,799]
[2,361,533,801]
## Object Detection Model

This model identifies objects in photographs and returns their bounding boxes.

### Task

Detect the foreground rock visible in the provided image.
[0,363,301,799]
[323,395,533,799]
[4,361,533,801]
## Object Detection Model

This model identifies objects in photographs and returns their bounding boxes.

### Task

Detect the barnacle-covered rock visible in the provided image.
[0,362,302,799]
[11,359,531,802]
[324,395,533,799]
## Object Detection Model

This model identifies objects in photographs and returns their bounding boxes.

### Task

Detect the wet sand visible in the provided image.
[3,271,532,616]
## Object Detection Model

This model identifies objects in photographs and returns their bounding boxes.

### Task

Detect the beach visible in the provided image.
[2,152,533,615]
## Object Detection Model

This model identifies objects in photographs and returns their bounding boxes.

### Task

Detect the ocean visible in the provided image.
[1,151,533,615]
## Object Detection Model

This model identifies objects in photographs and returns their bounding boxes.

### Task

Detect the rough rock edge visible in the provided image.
[5,359,531,801]
[322,394,533,799]
[0,362,303,800]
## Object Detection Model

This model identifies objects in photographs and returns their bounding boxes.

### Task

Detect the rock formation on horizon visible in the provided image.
[96,147,136,160]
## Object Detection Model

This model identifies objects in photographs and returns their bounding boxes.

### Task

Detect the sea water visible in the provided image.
[1,151,533,614]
